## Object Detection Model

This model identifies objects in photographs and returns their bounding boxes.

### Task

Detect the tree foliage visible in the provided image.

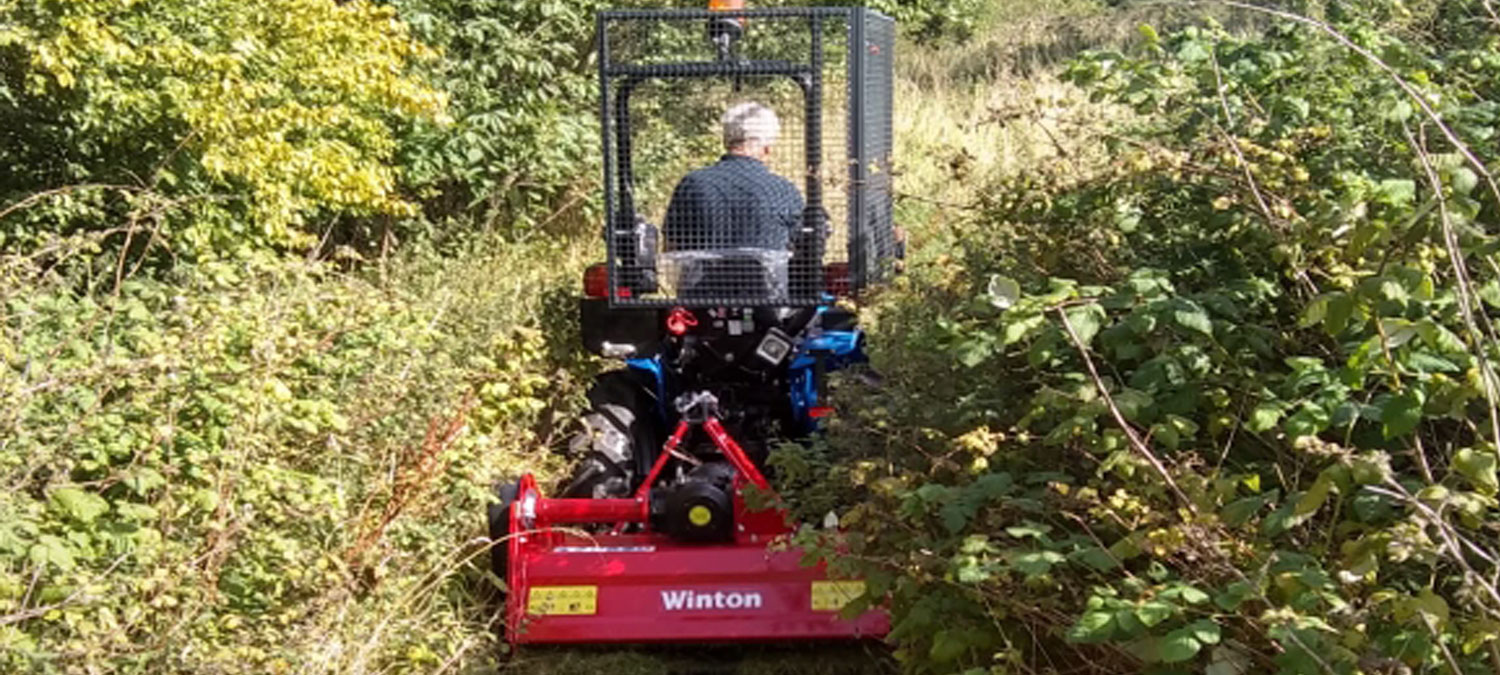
[0,0,444,257]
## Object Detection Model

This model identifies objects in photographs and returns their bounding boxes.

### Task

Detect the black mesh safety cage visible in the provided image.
[599,7,897,308]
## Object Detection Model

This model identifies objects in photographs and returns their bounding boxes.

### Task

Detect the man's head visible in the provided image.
[723,102,781,160]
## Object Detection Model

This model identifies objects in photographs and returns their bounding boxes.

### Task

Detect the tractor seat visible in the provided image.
[661,247,791,302]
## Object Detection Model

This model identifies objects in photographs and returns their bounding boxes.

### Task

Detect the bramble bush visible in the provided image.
[0,233,594,672]
[783,2,1500,673]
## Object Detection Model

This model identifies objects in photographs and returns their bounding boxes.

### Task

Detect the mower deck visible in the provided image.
[507,530,888,644]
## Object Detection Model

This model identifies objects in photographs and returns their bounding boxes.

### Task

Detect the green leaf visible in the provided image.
[1284,403,1330,440]
[988,275,1021,310]
[1005,523,1051,540]
[1002,313,1045,346]
[1416,320,1466,353]
[1113,389,1154,423]
[1324,292,1355,335]
[1377,179,1417,207]
[1215,581,1254,611]
[1407,589,1451,630]
[1177,586,1211,605]
[1479,281,1500,309]
[1261,502,1297,537]
[1011,550,1065,577]
[1221,492,1274,526]
[1136,600,1174,627]
[1177,40,1210,62]
[1453,448,1499,496]
[48,487,109,525]
[1159,627,1204,663]
[1138,23,1161,45]
[1247,402,1283,433]
[1383,99,1414,122]
[1405,352,1460,374]
[28,536,75,571]
[1064,303,1107,345]
[1451,167,1479,195]
[1150,422,1180,450]
[940,503,972,534]
[1067,610,1117,644]
[1380,391,1424,439]
[1173,305,1214,336]
[1299,295,1328,328]
[1071,546,1120,572]
[1291,473,1336,524]
[1189,619,1222,645]
[929,629,967,663]
[1350,453,1393,485]
[956,338,994,368]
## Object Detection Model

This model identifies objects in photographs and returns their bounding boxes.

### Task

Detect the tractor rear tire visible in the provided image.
[558,370,661,499]
[486,480,518,589]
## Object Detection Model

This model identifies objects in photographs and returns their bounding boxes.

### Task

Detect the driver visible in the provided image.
[663,102,804,255]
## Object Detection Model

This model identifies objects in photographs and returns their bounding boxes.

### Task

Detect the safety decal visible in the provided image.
[810,580,865,612]
[527,586,598,615]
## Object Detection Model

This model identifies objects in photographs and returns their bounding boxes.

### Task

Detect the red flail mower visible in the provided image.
[495,395,888,644]
[488,0,900,648]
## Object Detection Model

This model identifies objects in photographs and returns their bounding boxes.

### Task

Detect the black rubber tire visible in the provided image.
[558,370,662,498]
[486,480,519,589]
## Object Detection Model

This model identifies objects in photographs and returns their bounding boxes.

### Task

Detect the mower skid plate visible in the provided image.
[508,532,888,644]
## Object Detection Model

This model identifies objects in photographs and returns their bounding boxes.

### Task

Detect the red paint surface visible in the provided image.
[508,531,889,644]
[502,413,889,646]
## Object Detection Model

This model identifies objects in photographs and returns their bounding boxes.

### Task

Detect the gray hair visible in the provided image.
[722,102,781,151]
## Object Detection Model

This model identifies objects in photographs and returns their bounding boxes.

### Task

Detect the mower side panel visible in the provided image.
[509,534,888,644]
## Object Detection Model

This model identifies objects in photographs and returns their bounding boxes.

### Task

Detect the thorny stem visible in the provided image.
[1209,51,1274,226]
[0,183,143,222]
[1368,483,1500,618]
[1216,0,1500,213]
[1208,48,1319,296]
[1056,307,1197,512]
[1405,124,1500,446]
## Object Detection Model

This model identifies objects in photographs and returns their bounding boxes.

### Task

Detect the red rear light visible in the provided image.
[583,263,609,299]
[824,262,852,297]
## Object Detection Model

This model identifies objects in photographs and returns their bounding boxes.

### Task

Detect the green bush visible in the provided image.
[787,3,1500,672]
[394,0,613,233]
[0,235,594,671]
[0,0,443,258]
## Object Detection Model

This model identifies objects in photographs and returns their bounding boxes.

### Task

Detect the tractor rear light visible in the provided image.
[824,262,852,297]
[583,263,608,298]
[584,263,631,299]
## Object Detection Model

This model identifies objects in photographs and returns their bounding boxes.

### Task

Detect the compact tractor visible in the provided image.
[488,1,900,645]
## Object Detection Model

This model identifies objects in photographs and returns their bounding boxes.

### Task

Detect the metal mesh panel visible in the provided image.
[599,8,889,308]
[849,11,897,291]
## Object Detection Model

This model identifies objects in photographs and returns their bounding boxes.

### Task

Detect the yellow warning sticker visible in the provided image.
[811,580,865,612]
[527,586,598,616]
